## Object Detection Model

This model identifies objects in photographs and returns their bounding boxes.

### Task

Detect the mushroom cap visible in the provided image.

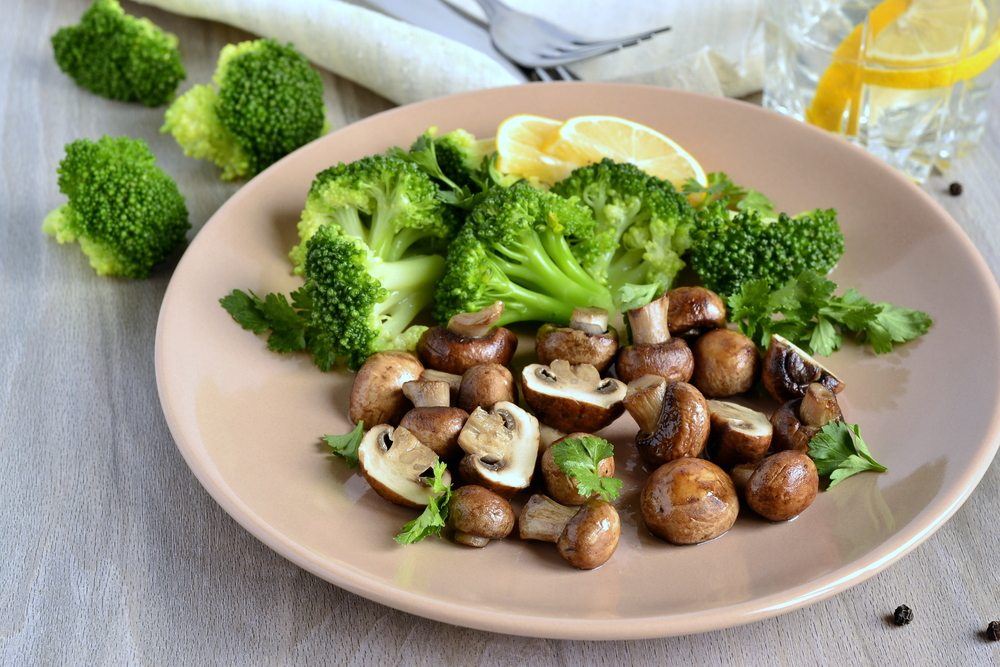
[667,286,727,336]
[398,406,468,460]
[770,399,818,452]
[520,360,627,433]
[457,363,515,414]
[557,500,621,570]
[692,329,759,398]
[535,323,619,372]
[448,485,515,545]
[457,401,540,495]
[416,326,517,375]
[349,352,424,427]
[616,338,694,385]
[635,381,710,467]
[707,400,773,468]
[541,436,616,505]
[746,451,819,521]
[357,425,450,508]
[640,458,738,545]
[762,334,845,402]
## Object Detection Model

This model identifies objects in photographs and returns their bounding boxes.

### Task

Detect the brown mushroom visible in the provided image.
[520,360,627,432]
[447,485,515,547]
[357,425,450,508]
[762,334,845,402]
[519,494,621,570]
[624,378,710,467]
[745,451,819,521]
[535,308,619,372]
[457,401,539,495]
[457,363,515,413]
[616,295,694,384]
[398,380,468,459]
[349,351,424,426]
[540,434,616,505]
[800,382,844,427]
[640,458,738,545]
[622,375,667,433]
[771,383,843,452]
[729,463,757,496]
[416,302,518,375]
[692,329,759,397]
[707,400,772,468]
[667,286,727,336]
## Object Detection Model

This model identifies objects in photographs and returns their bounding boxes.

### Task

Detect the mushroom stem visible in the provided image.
[570,307,609,335]
[402,380,451,408]
[627,294,671,346]
[799,383,842,427]
[624,375,667,433]
[453,532,491,548]
[420,369,462,400]
[447,301,504,338]
[518,494,579,542]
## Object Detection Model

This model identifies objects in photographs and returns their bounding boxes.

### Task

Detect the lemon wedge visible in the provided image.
[494,114,574,184]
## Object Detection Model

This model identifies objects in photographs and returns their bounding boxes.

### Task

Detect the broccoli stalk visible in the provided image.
[51,0,185,107]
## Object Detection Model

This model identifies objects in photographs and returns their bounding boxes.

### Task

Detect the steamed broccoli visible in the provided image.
[42,136,189,279]
[688,204,845,296]
[289,154,453,272]
[162,39,325,180]
[51,0,185,107]
[434,185,615,326]
[552,159,695,294]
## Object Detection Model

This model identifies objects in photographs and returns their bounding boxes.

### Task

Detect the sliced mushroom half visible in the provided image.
[357,425,451,508]
[457,401,540,495]
[762,334,845,402]
[521,360,627,433]
[707,400,773,468]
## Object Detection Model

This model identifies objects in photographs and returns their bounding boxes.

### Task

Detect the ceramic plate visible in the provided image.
[155,84,1000,639]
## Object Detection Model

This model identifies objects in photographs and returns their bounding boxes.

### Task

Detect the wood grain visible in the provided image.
[1,1,997,664]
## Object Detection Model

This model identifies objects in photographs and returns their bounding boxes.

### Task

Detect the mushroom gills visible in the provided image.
[358,425,450,507]
[458,402,539,493]
[525,361,625,407]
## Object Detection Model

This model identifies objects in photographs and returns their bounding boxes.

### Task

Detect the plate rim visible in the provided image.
[154,82,1000,640]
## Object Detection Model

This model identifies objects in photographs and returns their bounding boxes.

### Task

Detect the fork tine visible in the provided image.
[568,25,670,49]
[531,66,580,82]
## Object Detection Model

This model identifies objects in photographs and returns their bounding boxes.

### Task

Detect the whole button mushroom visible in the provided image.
[447,485,515,547]
[745,451,819,521]
[616,294,695,384]
[536,307,620,372]
[349,351,424,426]
[667,286,727,336]
[692,329,759,397]
[457,363,516,413]
[540,433,616,505]
[623,376,710,466]
[398,380,468,460]
[772,382,844,452]
[520,360,627,433]
[519,494,621,570]
[640,458,738,545]
[417,301,517,375]
[457,401,540,496]
[357,425,451,508]
[762,334,845,402]
[707,400,773,468]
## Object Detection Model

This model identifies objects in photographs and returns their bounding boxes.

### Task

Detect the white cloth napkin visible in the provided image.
[134,0,764,105]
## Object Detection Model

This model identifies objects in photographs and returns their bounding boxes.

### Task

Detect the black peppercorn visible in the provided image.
[893,605,913,626]
[988,621,1000,642]
[948,181,963,196]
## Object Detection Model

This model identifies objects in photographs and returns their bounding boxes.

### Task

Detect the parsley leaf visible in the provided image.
[682,172,776,217]
[219,289,270,334]
[395,461,452,544]
[808,421,887,488]
[322,421,364,468]
[220,288,309,353]
[551,435,622,502]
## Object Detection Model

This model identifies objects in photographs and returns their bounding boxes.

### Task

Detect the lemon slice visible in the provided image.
[868,0,988,66]
[495,114,575,184]
[545,115,706,187]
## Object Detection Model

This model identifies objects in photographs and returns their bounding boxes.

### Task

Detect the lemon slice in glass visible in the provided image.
[867,0,988,66]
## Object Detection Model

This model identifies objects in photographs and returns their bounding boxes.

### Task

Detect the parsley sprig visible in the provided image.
[551,435,623,502]
[809,421,888,488]
[322,421,364,468]
[395,461,452,544]
[683,172,777,217]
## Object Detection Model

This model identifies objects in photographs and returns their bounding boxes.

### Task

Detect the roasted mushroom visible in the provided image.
[457,363,515,413]
[616,294,694,384]
[519,494,621,570]
[762,334,845,402]
[535,307,619,372]
[772,382,844,452]
[667,286,727,336]
[416,302,517,375]
[447,485,515,547]
[540,433,616,505]
[745,451,819,521]
[692,329,759,397]
[707,400,772,468]
[624,377,710,466]
[520,360,627,433]
[398,380,468,459]
[457,401,540,495]
[349,351,424,426]
[640,458,738,545]
[357,425,450,507]
[729,463,756,495]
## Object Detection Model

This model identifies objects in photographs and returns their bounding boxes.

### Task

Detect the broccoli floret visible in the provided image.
[552,159,695,294]
[51,0,185,107]
[289,154,451,272]
[42,136,189,278]
[434,186,615,325]
[688,205,845,296]
[162,39,325,180]
[424,128,492,190]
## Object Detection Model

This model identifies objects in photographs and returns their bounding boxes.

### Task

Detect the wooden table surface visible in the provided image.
[2,1,998,664]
